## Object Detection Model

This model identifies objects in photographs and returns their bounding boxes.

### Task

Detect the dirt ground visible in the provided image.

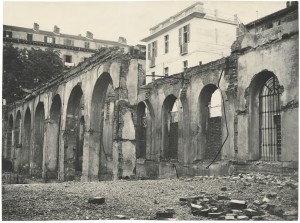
[2,172,298,221]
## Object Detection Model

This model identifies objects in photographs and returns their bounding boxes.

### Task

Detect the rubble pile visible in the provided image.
[178,173,298,220]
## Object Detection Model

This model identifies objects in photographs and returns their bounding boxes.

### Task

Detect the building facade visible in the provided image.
[141,2,238,84]
[3,3,298,181]
[3,23,130,67]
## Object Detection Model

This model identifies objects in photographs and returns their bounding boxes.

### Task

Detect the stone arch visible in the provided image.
[90,72,115,180]
[23,107,31,173]
[136,100,154,160]
[15,111,22,148]
[34,102,45,177]
[47,94,62,179]
[198,84,222,161]
[64,85,84,181]
[248,70,282,160]
[6,114,14,159]
[161,94,179,160]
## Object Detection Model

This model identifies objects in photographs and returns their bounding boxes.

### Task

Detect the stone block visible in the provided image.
[88,197,105,204]
[229,200,247,209]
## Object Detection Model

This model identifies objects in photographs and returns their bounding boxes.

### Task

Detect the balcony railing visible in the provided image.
[180,43,188,55]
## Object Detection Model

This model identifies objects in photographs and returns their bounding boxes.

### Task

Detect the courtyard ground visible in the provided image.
[2,172,298,221]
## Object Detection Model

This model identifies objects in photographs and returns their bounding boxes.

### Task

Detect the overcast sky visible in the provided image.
[3,1,286,45]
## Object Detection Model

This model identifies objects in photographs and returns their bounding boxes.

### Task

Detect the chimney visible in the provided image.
[118,36,127,44]
[33,23,39,31]
[86,31,93,39]
[53,25,60,34]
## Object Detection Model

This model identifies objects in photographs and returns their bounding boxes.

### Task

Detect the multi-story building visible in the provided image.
[141,2,238,84]
[3,23,130,67]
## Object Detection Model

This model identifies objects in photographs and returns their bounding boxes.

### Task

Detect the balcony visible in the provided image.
[180,43,188,55]
[149,57,155,68]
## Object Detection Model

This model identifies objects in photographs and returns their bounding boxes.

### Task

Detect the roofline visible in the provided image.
[245,5,298,28]
[3,24,128,47]
[141,12,237,42]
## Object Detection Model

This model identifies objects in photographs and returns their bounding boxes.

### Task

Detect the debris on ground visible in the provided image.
[2,172,298,220]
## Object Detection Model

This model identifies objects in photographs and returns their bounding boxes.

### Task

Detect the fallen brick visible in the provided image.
[115,215,126,219]
[266,192,277,199]
[190,203,203,211]
[208,212,222,218]
[252,216,265,220]
[193,208,210,217]
[221,187,227,191]
[229,200,247,209]
[225,215,235,220]
[217,195,230,200]
[262,197,270,203]
[156,211,174,219]
[88,197,105,204]
[244,208,259,217]
[237,215,249,220]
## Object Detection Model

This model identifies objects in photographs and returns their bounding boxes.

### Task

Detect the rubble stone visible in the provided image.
[115,215,126,219]
[88,197,105,204]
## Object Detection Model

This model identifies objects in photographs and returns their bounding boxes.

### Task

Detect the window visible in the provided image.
[179,24,190,54]
[164,67,169,77]
[148,41,157,67]
[151,72,155,81]
[64,39,74,46]
[183,60,188,71]
[84,42,90,49]
[27,34,33,41]
[44,36,55,44]
[148,41,157,59]
[65,55,72,63]
[164,35,169,54]
[3,31,12,38]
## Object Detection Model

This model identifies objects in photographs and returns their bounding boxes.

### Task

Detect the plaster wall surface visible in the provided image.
[145,17,236,84]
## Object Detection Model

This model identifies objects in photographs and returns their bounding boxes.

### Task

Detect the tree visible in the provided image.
[3,44,64,103]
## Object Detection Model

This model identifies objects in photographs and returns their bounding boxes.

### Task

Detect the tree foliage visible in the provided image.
[3,44,64,103]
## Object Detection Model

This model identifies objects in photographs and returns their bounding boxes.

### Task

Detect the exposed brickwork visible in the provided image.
[205,117,222,161]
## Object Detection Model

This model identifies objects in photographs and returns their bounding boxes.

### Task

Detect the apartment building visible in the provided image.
[3,23,130,67]
[141,2,238,84]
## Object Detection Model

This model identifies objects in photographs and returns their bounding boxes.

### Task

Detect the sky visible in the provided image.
[3,1,286,45]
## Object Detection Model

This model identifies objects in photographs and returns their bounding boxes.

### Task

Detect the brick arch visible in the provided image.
[22,107,31,173]
[6,114,14,159]
[64,85,84,181]
[46,94,62,179]
[136,100,154,160]
[33,102,45,177]
[89,72,116,180]
[247,70,282,160]
[161,94,179,160]
[198,84,222,161]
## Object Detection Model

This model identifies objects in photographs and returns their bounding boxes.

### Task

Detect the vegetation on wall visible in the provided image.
[3,44,64,103]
